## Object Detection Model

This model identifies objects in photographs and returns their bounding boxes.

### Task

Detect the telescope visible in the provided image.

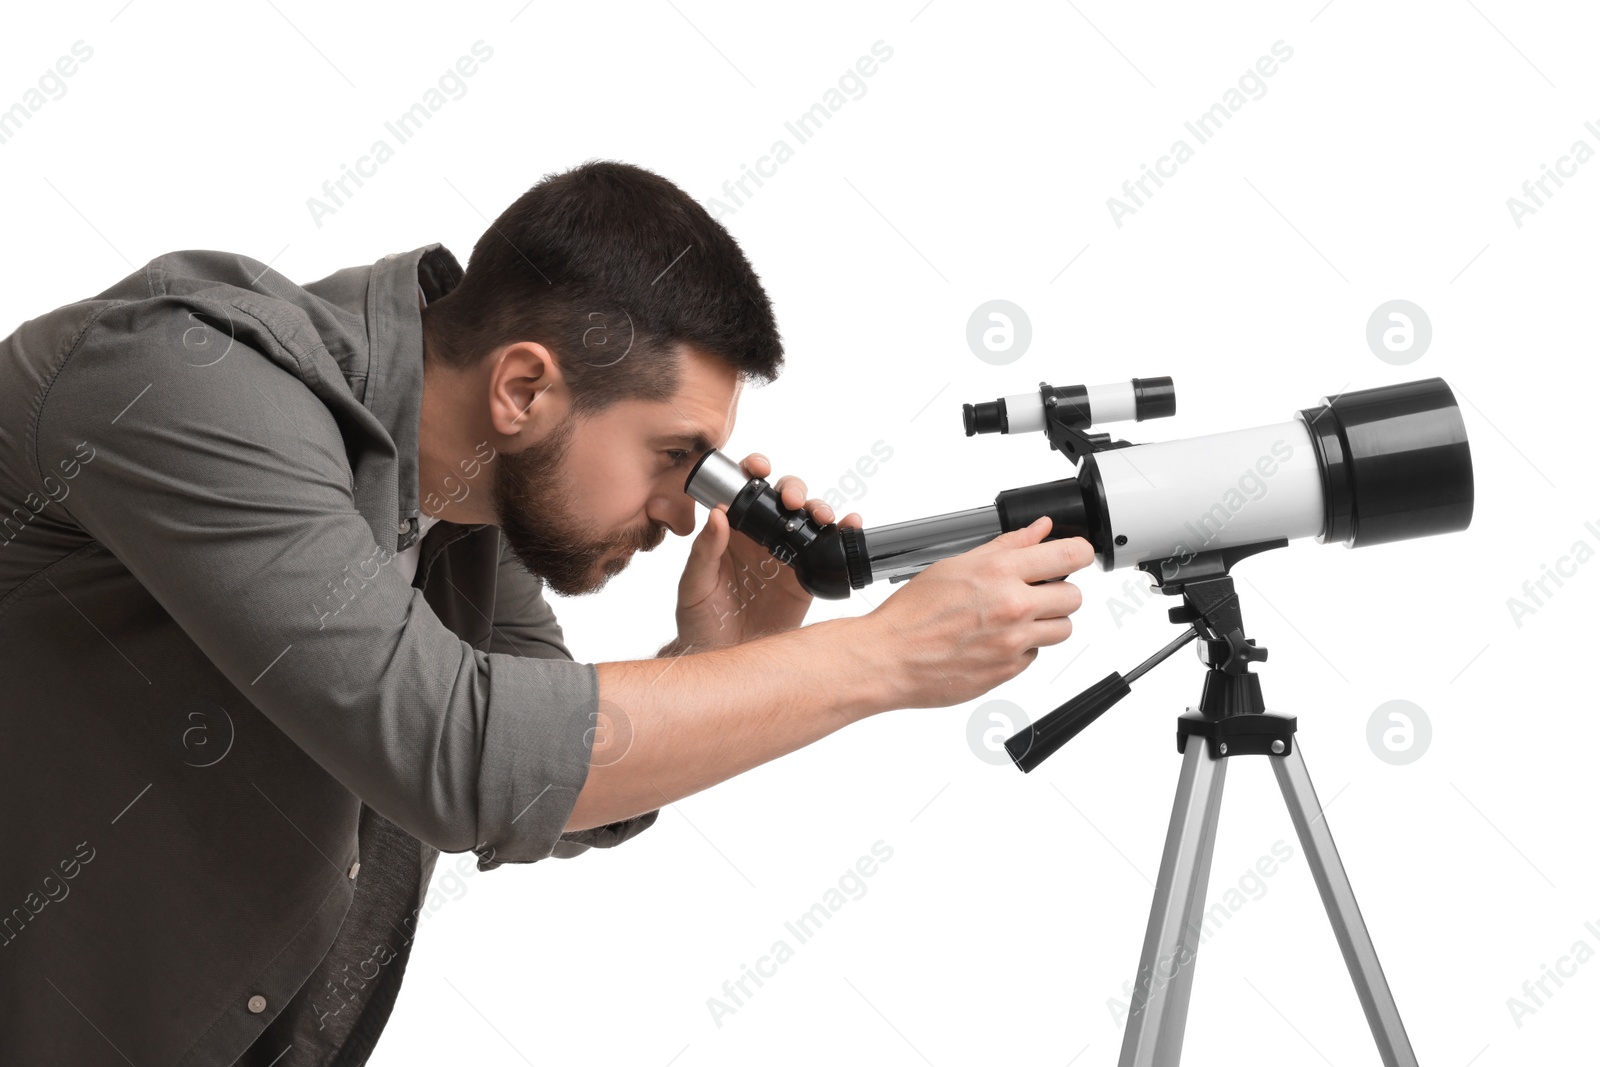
[685,373,1473,1067]
[683,375,1473,599]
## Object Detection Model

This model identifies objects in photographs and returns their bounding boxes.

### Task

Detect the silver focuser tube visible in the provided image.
[858,505,1004,584]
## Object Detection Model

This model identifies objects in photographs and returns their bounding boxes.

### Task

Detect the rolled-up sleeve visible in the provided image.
[33,306,596,868]
[486,529,660,863]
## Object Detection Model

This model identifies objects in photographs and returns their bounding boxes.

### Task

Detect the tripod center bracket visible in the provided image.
[1177,710,1297,760]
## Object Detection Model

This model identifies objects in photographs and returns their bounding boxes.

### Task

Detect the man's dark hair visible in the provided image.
[423,159,783,415]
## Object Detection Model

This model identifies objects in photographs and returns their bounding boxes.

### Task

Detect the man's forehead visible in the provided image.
[652,400,737,452]
[655,351,740,449]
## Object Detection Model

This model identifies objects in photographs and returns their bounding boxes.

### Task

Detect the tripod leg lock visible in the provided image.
[1177,711,1297,759]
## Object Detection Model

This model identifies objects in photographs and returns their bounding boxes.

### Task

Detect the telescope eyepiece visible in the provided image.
[963,400,1006,436]
[682,448,865,600]
[682,449,749,510]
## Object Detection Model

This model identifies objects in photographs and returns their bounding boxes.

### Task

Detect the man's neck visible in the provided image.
[417,306,498,526]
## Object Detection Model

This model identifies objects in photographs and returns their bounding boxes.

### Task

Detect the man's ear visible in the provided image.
[487,341,565,440]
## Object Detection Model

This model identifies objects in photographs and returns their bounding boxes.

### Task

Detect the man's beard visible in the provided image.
[491,415,667,597]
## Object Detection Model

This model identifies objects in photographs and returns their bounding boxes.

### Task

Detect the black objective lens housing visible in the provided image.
[1297,377,1474,548]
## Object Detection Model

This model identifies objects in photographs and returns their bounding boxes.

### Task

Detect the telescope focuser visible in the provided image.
[681,449,865,600]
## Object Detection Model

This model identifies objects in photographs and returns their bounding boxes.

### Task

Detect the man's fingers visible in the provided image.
[974,514,1052,554]
[1013,534,1097,583]
[1025,579,1085,620]
[773,474,807,509]
[1022,615,1076,651]
[690,506,729,560]
[741,457,844,525]
[806,497,834,523]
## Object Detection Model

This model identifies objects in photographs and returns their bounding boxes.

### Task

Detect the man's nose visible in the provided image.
[649,491,697,538]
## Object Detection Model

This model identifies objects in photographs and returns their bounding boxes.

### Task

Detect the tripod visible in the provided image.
[1005,541,1418,1067]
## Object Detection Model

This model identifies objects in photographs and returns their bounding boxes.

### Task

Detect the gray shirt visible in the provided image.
[0,243,657,1067]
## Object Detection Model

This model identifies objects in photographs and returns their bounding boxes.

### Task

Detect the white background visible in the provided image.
[5,1,1597,1064]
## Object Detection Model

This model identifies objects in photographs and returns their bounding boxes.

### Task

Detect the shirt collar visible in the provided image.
[365,243,466,552]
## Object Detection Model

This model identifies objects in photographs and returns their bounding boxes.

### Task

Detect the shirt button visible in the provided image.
[397,520,409,533]
[247,994,267,1013]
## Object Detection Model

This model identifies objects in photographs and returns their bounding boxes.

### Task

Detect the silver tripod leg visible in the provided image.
[1118,735,1226,1067]
[1272,742,1418,1067]
[1116,732,1420,1067]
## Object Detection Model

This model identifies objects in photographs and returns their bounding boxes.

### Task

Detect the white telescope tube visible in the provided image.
[1093,419,1324,566]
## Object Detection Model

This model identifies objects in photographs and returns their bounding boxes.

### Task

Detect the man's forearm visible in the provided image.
[566,616,895,831]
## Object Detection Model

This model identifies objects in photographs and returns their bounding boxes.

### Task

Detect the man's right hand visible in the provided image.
[860,515,1094,710]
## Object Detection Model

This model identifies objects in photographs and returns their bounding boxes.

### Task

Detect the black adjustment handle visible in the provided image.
[1004,672,1132,773]
[1003,625,1200,774]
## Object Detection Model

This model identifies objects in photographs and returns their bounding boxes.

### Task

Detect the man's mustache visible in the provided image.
[622,522,668,553]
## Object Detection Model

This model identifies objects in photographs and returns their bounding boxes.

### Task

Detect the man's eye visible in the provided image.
[665,450,690,464]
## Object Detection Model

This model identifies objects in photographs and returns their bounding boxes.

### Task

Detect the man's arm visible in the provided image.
[566,614,897,831]
[34,309,598,867]
[574,518,1098,831]
[485,527,661,859]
